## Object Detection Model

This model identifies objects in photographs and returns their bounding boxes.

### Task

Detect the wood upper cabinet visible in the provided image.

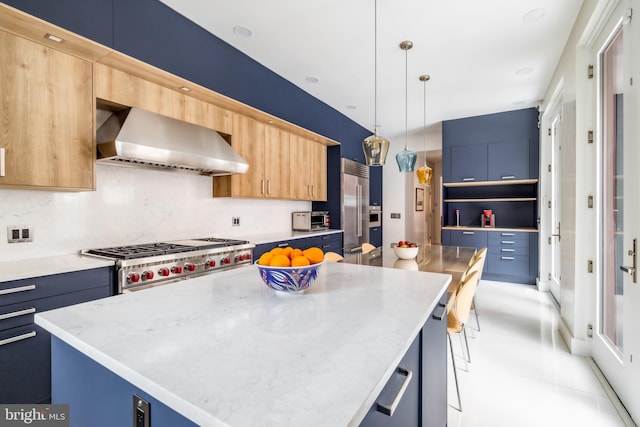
[213,115,289,198]
[289,135,327,201]
[0,30,94,190]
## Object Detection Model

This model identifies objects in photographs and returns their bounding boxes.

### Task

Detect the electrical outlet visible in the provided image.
[232,217,240,226]
[7,225,33,243]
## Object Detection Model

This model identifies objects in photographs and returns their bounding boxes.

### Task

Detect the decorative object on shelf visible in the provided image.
[481,209,495,228]
[396,40,417,172]
[362,0,390,167]
[416,74,433,185]
[415,187,424,211]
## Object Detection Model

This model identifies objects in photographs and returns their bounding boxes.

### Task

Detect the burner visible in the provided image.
[86,243,196,260]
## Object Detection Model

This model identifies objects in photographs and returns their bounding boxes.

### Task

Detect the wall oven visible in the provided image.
[369,206,382,227]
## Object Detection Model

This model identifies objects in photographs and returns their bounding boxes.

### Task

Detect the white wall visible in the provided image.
[382,124,442,248]
[0,164,310,262]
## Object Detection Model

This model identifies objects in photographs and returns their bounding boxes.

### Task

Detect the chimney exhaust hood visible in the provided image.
[96,107,248,176]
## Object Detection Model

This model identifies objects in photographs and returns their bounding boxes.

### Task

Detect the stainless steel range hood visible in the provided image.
[96,107,248,176]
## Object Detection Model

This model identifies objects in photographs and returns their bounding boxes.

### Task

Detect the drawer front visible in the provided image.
[488,231,530,245]
[449,230,487,249]
[0,286,111,332]
[0,267,113,307]
[487,254,529,276]
[488,245,529,256]
[0,324,51,403]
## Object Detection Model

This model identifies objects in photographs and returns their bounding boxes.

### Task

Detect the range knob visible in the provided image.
[127,272,140,283]
[171,265,183,274]
[206,260,216,268]
[158,267,170,277]
[142,271,154,280]
[185,263,196,272]
[222,257,231,265]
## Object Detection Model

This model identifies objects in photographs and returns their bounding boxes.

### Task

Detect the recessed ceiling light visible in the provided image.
[516,67,533,76]
[45,33,64,43]
[304,76,319,84]
[523,8,545,23]
[346,105,357,110]
[179,86,190,92]
[233,25,253,38]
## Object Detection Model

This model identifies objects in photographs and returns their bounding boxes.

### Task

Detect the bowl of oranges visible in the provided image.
[255,246,325,293]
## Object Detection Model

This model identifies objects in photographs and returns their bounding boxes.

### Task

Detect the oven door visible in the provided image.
[369,207,382,227]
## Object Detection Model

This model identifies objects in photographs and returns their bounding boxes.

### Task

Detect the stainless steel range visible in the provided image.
[83,238,255,293]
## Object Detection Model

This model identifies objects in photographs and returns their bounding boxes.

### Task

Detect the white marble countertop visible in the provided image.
[245,229,342,245]
[35,262,450,427]
[0,254,115,283]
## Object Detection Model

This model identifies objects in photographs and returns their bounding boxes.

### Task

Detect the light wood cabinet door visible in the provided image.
[0,30,94,190]
[230,114,265,198]
[264,125,289,199]
[290,135,327,201]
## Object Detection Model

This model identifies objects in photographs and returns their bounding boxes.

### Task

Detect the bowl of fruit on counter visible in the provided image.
[393,240,419,260]
[255,246,325,293]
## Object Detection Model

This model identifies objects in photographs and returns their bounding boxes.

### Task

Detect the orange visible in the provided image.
[258,252,273,266]
[302,247,324,265]
[270,247,284,255]
[269,254,291,267]
[289,248,303,260]
[291,255,310,267]
[281,246,293,257]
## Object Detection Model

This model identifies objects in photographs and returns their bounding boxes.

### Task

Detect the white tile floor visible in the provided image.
[446,280,629,427]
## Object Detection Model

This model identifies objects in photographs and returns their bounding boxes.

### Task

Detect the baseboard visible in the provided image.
[536,277,550,292]
[557,316,591,356]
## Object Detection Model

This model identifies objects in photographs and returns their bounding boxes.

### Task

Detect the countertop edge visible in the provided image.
[0,255,115,283]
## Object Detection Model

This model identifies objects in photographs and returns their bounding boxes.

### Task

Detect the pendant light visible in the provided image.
[416,74,433,185]
[362,0,390,166]
[396,41,417,172]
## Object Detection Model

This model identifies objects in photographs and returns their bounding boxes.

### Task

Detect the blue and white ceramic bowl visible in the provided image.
[255,261,323,293]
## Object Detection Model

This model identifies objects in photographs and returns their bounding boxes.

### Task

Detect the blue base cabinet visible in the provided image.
[0,267,114,403]
[253,232,343,260]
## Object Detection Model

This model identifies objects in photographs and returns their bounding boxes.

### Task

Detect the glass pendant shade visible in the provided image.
[416,164,433,185]
[396,148,417,172]
[363,132,390,166]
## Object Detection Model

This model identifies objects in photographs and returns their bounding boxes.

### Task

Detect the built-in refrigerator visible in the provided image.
[341,158,369,253]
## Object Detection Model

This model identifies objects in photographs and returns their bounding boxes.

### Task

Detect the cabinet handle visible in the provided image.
[322,244,331,249]
[0,330,36,347]
[501,233,515,237]
[501,241,515,245]
[462,232,475,235]
[261,179,265,195]
[501,256,515,260]
[376,367,413,416]
[0,147,5,177]
[501,248,515,253]
[277,242,290,248]
[462,177,475,182]
[501,175,516,180]
[0,284,36,296]
[432,304,447,321]
[267,180,271,195]
[0,307,36,321]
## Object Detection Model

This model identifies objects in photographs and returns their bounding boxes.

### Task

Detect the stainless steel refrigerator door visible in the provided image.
[342,173,370,253]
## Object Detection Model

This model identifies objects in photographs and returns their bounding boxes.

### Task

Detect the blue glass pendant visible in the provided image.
[396,148,417,172]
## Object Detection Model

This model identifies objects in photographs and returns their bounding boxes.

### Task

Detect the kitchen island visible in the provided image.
[35,261,450,427]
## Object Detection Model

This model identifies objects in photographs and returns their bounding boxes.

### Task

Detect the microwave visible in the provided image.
[292,211,330,231]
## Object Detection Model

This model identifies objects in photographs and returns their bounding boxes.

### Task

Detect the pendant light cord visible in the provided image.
[423,77,427,164]
[374,0,378,135]
[404,46,408,150]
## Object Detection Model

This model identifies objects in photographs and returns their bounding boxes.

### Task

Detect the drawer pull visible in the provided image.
[501,241,515,245]
[376,367,413,416]
[432,304,447,321]
[0,330,36,347]
[501,175,516,180]
[501,233,515,237]
[0,307,36,321]
[322,244,331,249]
[462,177,475,182]
[501,256,515,260]
[0,148,5,177]
[462,232,475,235]
[277,242,290,247]
[501,248,515,253]
[0,284,36,296]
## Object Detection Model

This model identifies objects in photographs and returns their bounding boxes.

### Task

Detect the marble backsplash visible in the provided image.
[0,164,310,262]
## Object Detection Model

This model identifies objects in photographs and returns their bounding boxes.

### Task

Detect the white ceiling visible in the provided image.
[158,0,584,140]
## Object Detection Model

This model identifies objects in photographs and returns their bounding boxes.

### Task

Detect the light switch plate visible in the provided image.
[7,225,33,243]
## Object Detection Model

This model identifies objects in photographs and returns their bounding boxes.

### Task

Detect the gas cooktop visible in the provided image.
[85,238,251,260]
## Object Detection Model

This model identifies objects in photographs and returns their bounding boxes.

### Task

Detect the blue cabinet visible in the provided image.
[253,232,344,260]
[0,267,113,403]
[487,141,531,181]
[447,230,488,249]
[370,227,382,248]
[361,299,447,427]
[449,144,487,183]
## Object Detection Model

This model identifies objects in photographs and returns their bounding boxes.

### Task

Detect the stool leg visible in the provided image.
[448,333,462,412]
[472,296,481,332]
